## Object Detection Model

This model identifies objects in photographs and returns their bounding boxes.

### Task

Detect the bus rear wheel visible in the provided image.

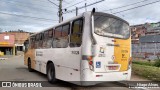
[28,59,33,72]
[47,63,57,83]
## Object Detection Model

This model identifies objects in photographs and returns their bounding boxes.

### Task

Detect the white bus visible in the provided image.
[24,10,132,86]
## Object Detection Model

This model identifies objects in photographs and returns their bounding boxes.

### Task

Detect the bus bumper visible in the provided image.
[80,68,131,86]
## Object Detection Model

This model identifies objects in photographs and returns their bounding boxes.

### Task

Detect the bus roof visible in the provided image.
[29,12,86,37]
[30,11,129,37]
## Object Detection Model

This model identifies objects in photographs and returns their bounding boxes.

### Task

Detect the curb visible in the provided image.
[0,55,23,60]
[0,58,8,60]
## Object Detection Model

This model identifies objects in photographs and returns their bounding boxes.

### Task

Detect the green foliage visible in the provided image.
[154,59,160,67]
[132,60,154,66]
[132,64,160,81]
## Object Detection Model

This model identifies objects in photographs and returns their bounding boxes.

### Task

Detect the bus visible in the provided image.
[24,9,132,86]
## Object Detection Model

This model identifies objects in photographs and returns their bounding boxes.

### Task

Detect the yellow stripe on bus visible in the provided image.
[114,37,131,71]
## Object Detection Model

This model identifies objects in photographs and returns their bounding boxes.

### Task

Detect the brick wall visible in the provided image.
[0,34,15,46]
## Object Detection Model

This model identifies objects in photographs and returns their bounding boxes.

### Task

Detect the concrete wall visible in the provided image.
[132,43,160,60]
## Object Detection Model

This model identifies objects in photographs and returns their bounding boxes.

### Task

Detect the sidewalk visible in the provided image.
[131,73,150,81]
[0,55,13,60]
[0,55,23,60]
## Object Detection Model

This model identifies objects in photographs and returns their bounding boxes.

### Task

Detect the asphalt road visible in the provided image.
[0,55,155,90]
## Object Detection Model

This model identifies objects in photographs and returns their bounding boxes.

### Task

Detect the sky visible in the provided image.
[0,0,160,32]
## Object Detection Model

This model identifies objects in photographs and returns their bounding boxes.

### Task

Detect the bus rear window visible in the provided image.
[94,15,130,39]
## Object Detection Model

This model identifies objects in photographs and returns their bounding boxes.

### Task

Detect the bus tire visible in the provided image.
[47,63,57,83]
[28,59,33,72]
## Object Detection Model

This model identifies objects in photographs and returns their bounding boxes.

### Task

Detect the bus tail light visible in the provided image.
[88,56,94,71]
[96,75,103,77]
[82,55,94,71]
[89,61,93,65]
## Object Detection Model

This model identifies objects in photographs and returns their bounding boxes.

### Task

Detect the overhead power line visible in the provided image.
[63,0,86,9]
[4,20,55,26]
[0,11,58,22]
[103,0,149,11]
[112,0,160,14]
[64,0,104,14]
[63,0,70,4]
[0,0,57,14]
[0,0,56,9]
[48,0,59,7]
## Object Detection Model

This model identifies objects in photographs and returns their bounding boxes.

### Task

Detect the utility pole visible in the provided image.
[76,7,78,16]
[59,0,63,23]
[85,3,87,12]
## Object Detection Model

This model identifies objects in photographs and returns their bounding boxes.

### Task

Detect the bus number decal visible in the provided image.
[36,51,43,56]
[71,51,79,55]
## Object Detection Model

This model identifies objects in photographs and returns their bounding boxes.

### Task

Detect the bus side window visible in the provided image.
[39,33,44,48]
[47,29,53,48]
[70,18,83,47]
[24,39,29,52]
[43,31,48,48]
[61,24,69,48]
[35,34,40,49]
[53,26,62,48]
[31,36,35,49]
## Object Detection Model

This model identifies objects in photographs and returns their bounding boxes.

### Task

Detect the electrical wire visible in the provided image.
[63,0,86,9]
[48,0,59,7]
[103,0,149,11]
[0,11,58,22]
[64,0,104,14]
[0,0,57,14]
[112,0,160,14]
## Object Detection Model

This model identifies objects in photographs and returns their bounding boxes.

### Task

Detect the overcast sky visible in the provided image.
[0,0,160,32]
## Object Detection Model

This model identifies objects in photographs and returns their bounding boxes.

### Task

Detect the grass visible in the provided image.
[132,64,160,81]
[132,60,154,66]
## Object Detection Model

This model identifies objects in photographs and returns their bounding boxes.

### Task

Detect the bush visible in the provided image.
[154,59,160,67]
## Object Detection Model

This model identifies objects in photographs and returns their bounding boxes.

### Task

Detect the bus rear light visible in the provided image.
[96,75,103,77]
[89,61,93,65]
[82,55,94,70]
